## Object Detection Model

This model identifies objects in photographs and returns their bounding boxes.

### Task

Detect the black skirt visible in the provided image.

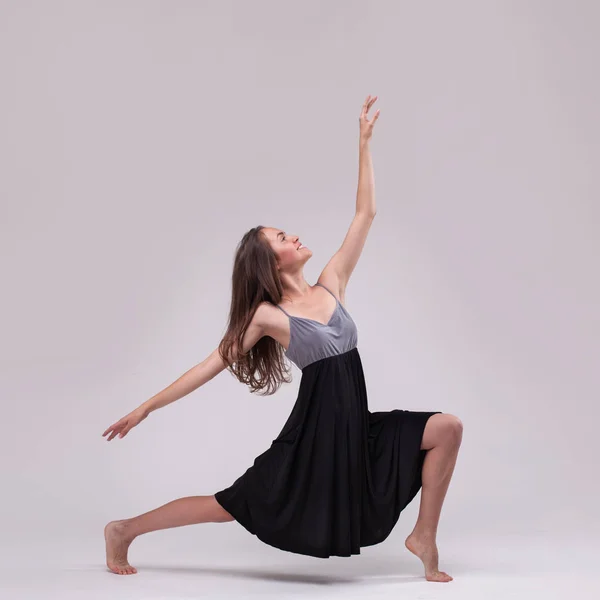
[215,347,442,559]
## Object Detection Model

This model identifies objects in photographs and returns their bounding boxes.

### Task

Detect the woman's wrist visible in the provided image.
[137,402,153,417]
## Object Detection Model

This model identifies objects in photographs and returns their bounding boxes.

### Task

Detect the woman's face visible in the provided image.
[262,227,312,270]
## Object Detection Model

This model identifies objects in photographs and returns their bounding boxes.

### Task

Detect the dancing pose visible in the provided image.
[102,96,463,583]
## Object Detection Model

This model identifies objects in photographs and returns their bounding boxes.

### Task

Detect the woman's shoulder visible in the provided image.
[253,301,286,338]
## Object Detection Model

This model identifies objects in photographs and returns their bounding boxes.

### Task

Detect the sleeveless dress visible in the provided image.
[214,282,442,558]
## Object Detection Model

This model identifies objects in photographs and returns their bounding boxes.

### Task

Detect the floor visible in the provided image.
[2,529,595,599]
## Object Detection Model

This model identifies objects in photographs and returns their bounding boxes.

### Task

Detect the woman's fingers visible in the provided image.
[363,95,377,109]
[104,420,136,439]
[102,424,115,437]
[103,410,145,441]
[361,96,370,116]
[361,95,378,120]
[103,427,119,439]
[108,428,120,441]
[103,419,126,440]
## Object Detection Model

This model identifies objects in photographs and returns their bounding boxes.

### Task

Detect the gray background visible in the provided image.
[1,0,598,598]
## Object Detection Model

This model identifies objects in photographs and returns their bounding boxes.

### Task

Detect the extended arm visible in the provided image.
[102,308,267,440]
[139,312,266,416]
[138,349,228,416]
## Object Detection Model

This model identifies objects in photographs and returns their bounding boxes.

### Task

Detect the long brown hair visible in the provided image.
[218,225,292,396]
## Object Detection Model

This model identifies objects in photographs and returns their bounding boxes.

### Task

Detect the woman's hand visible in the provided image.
[359,95,380,143]
[102,407,149,441]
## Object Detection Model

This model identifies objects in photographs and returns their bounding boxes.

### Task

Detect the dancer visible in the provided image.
[102,96,463,583]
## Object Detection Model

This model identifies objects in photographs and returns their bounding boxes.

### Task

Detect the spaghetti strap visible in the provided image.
[275,304,291,317]
[316,282,338,302]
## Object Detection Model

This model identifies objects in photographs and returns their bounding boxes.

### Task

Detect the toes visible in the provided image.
[108,562,135,575]
[119,565,136,575]
[426,570,453,582]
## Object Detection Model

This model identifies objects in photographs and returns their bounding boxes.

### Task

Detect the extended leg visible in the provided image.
[405,413,463,583]
[104,495,234,574]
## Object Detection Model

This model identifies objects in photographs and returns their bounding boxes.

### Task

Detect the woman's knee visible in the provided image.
[446,414,463,445]
[421,413,463,450]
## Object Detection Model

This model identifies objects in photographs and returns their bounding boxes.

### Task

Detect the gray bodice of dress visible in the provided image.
[275,282,358,370]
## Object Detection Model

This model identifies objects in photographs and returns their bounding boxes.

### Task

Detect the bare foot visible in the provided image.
[104,520,137,575]
[405,532,453,582]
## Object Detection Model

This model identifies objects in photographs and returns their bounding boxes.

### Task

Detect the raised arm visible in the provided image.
[319,95,379,299]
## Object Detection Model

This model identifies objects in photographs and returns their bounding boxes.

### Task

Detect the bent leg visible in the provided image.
[405,413,463,582]
[416,414,463,534]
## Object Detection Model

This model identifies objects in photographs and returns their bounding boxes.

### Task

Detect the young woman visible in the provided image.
[102,96,463,583]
